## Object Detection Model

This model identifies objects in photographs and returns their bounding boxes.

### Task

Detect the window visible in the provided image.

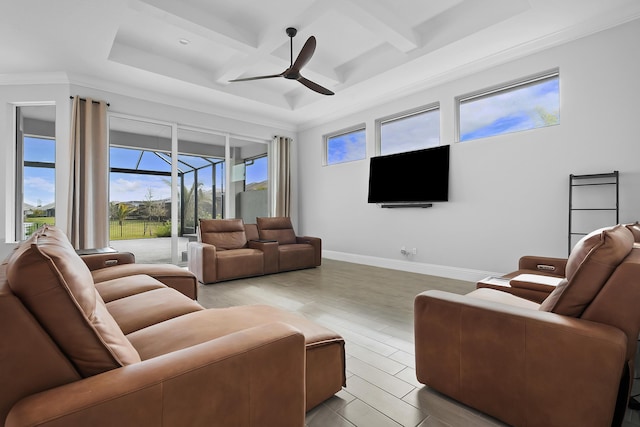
[245,155,268,191]
[377,105,440,156]
[457,70,559,142]
[324,126,366,165]
[16,105,56,240]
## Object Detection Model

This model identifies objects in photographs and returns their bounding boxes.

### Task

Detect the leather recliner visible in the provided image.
[256,216,321,272]
[415,224,640,427]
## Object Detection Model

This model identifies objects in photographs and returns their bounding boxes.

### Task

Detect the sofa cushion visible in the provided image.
[92,263,197,299]
[540,225,633,316]
[257,217,297,245]
[278,244,315,272]
[626,222,640,243]
[6,226,141,377]
[200,219,248,249]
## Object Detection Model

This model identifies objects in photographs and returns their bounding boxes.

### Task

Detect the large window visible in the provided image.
[457,70,559,142]
[324,126,366,166]
[16,105,56,240]
[377,105,439,156]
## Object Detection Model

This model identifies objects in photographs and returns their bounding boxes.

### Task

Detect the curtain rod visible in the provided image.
[70,96,110,107]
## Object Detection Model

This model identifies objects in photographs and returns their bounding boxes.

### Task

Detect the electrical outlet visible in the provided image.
[412,248,417,255]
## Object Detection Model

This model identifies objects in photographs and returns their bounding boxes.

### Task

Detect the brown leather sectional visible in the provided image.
[188,217,321,284]
[415,223,640,427]
[1,225,345,426]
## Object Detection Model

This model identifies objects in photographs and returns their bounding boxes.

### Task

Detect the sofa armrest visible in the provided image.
[297,236,322,266]
[6,323,305,427]
[414,290,626,427]
[187,242,217,284]
[80,252,136,271]
[248,240,279,274]
[518,255,567,277]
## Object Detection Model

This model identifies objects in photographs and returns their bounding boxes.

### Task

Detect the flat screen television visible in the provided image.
[367,145,449,206]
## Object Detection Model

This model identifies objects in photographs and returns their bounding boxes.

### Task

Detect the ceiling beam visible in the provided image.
[333,0,420,53]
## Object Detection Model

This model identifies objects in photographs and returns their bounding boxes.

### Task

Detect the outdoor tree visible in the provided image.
[115,203,134,237]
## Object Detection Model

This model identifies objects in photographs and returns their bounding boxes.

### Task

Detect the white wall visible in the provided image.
[296,19,640,281]
[0,82,296,242]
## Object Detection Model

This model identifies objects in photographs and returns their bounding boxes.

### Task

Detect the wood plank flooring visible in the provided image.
[195,258,640,427]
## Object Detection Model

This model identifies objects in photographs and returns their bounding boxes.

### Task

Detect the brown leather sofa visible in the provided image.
[415,224,640,427]
[1,225,345,426]
[188,217,321,284]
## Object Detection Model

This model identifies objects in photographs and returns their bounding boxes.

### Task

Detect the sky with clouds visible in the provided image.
[460,77,559,141]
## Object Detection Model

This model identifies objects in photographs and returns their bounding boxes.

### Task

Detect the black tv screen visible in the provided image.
[367,145,449,204]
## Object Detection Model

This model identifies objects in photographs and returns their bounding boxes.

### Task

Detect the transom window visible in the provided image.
[324,125,366,166]
[457,70,560,142]
[377,105,440,156]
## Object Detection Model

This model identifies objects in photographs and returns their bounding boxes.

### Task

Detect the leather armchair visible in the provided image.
[256,217,321,272]
[415,224,640,427]
[188,218,277,284]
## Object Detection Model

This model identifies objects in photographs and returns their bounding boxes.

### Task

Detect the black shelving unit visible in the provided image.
[568,171,619,254]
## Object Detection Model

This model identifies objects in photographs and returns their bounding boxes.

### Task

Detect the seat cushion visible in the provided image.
[95,274,167,303]
[6,226,140,377]
[279,244,315,271]
[257,217,297,244]
[199,218,248,249]
[106,287,203,334]
[216,248,264,281]
[467,288,541,310]
[540,225,634,316]
[92,263,197,299]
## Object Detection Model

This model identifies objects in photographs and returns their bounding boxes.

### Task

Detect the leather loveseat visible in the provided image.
[415,224,640,427]
[188,217,321,284]
[1,225,345,426]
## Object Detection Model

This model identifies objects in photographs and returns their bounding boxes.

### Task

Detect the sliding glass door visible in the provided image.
[108,116,174,263]
[108,114,270,265]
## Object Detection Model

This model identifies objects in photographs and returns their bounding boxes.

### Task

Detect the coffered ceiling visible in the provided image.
[1,0,640,128]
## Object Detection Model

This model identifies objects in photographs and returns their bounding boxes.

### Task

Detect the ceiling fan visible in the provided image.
[229,27,334,96]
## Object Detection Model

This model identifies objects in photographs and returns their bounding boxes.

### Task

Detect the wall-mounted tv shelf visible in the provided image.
[568,171,619,254]
[379,203,433,208]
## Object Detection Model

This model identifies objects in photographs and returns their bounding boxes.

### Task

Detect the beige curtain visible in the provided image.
[68,96,109,249]
[272,136,292,217]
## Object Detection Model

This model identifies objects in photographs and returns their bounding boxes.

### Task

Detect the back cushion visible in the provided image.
[540,225,633,316]
[6,226,140,377]
[199,219,248,249]
[257,216,297,245]
[626,222,640,243]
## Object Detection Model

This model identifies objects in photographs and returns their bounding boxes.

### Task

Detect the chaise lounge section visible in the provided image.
[2,225,345,426]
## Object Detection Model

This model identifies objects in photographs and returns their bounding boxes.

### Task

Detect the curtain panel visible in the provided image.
[68,96,109,249]
[272,136,292,217]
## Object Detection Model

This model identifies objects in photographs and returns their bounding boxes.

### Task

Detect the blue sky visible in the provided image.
[380,109,440,155]
[460,77,559,142]
[327,129,366,164]
[23,137,55,206]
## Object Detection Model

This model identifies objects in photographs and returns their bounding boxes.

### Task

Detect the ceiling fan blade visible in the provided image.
[298,76,334,96]
[290,36,316,73]
[229,73,283,82]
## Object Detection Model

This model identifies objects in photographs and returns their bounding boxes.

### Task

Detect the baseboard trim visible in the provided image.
[322,250,502,283]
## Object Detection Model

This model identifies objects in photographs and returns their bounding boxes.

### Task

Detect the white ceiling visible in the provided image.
[2,0,640,129]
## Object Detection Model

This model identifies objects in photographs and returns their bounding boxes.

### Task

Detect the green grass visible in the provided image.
[109,220,168,240]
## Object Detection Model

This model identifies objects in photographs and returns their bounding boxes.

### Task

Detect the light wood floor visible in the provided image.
[196,259,640,427]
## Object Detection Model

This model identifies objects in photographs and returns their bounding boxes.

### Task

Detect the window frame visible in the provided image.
[375,102,440,156]
[323,124,367,166]
[455,68,560,143]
